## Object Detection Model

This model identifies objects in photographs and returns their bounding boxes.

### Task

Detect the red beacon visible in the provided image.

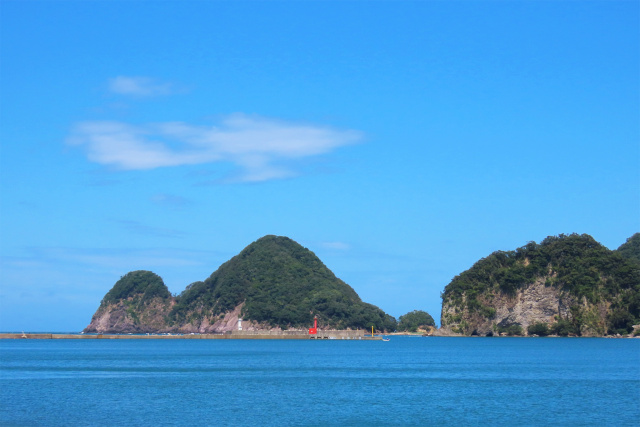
[308,316,318,335]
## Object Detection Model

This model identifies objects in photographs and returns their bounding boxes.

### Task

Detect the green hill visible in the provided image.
[170,235,396,331]
[440,233,640,336]
[617,233,640,265]
[101,270,171,306]
[85,271,173,333]
[85,236,396,333]
[397,310,436,332]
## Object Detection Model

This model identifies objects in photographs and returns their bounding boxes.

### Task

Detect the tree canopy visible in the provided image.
[101,270,170,306]
[170,235,397,331]
[617,233,640,265]
[397,310,435,332]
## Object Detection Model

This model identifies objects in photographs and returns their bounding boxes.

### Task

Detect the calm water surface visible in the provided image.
[1,337,638,426]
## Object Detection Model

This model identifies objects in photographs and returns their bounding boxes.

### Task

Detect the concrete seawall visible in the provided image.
[0,332,381,340]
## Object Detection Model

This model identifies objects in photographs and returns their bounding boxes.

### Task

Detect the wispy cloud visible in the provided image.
[115,219,186,238]
[151,193,192,208]
[67,114,363,182]
[108,76,179,96]
[319,241,351,251]
[1,247,202,271]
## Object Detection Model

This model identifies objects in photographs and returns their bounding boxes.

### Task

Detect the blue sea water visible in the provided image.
[1,337,638,426]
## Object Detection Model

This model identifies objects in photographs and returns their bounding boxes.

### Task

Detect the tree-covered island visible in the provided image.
[85,233,639,337]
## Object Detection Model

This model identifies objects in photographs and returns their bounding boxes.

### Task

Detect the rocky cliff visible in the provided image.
[440,277,611,337]
[439,233,640,337]
[84,271,174,333]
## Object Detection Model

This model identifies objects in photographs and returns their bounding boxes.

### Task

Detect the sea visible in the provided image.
[1,336,638,426]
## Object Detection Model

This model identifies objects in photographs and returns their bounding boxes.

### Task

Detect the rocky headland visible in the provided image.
[438,233,640,337]
[85,233,639,338]
[85,235,396,334]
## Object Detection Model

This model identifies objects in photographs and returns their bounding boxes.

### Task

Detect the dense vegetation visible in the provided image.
[442,233,640,335]
[101,270,171,306]
[617,233,640,265]
[170,235,397,331]
[397,310,435,332]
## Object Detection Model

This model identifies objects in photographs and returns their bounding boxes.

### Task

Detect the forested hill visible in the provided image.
[84,270,173,334]
[169,235,396,331]
[617,233,640,265]
[101,270,171,306]
[440,233,640,337]
[85,235,396,333]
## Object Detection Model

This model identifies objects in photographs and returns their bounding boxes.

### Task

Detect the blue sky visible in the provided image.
[1,1,638,332]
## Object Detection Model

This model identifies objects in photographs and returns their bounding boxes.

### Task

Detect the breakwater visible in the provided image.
[0,331,380,340]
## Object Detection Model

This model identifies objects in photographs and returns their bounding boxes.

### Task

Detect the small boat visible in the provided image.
[382,337,390,342]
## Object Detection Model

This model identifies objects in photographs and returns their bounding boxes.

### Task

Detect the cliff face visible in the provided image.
[84,297,174,333]
[439,234,640,337]
[167,303,270,334]
[440,278,609,336]
[84,270,175,333]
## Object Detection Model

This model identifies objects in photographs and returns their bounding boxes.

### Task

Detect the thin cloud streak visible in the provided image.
[151,193,192,208]
[115,220,186,238]
[67,114,363,182]
[1,247,216,273]
[319,241,351,251]
[108,76,178,96]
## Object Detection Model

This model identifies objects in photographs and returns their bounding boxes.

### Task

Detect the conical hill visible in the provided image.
[170,235,396,331]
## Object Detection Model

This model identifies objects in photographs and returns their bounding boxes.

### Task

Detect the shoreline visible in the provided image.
[1,332,636,340]
[0,332,381,340]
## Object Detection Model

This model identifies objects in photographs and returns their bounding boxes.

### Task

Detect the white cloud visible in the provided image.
[68,114,363,182]
[108,76,177,96]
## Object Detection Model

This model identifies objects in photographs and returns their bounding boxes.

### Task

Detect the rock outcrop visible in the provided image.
[439,233,640,337]
[84,298,174,334]
[84,271,174,333]
[440,278,609,336]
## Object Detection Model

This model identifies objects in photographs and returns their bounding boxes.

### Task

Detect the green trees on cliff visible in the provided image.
[441,233,640,335]
[101,270,171,306]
